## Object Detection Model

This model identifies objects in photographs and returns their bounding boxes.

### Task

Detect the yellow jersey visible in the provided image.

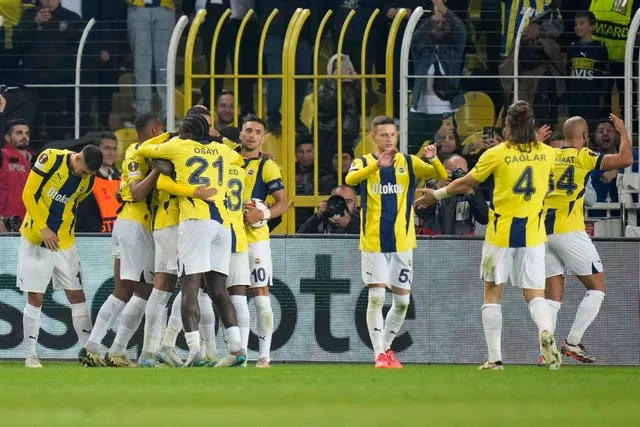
[243,157,285,244]
[118,143,156,231]
[154,179,180,230]
[20,149,94,250]
[346,153,447,253]
[136,138,243,224]
[227,164,248,253]
[128,0,174,10]
[470,142,556,248]
[545,147,603,235]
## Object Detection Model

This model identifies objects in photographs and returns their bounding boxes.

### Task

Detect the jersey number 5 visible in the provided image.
[512,166,536,201]
[186,156,224,186]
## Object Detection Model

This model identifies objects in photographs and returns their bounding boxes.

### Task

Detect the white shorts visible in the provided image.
[481,242,545,289]
[112,218,154,283]
[361,250,413,290]
[546,231,603,277]
[248,240,273,288]
[177,219,231,276]
[227,251,251,288]
[153,225,178,275]
[17,237,83,293]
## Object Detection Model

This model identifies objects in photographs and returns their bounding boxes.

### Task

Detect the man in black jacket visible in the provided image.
[298,185,360,234]
[416,154,488,235]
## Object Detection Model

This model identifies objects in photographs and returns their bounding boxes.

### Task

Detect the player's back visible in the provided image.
[546,146,602,235]
[226,163,247,253]
[483,142,556,248]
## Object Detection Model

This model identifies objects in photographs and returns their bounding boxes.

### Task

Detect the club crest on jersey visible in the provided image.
[247,170,255,175]
[128,161,139,172]
[398,167,406,174]
[255,258,261,264]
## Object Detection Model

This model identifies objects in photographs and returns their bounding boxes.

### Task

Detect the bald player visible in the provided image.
[544,115,633,364]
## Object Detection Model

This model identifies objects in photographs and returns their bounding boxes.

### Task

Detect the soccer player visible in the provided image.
[238,114,288,368]
[135,114,246,367]
[544,114,632,363]
[78,113,164,367]
[19,144,103,367]
[345,115,448,369]
[416,101,562,370]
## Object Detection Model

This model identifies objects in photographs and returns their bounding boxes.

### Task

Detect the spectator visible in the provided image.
[433,120,460,162]
[319,150,354,195]
[295,135,314,229]
[316,53,374,174]
[127,0,174,121]
[566,11,609,132]
[75,133,122,232]
[0,0,36,83]
[0,118,32,232]
[547,130,565,148]
[298,185,360,234]
[215,90,235,132]
[13,0,83,143]
[416,154,488,235]
[408,0,466,155]
[461,126,501,167]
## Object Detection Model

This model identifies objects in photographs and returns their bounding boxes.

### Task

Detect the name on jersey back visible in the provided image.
[504,153,548,165]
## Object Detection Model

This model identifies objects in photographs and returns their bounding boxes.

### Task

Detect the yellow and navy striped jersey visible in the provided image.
[226,164,248,253]
[118,143,155,231]
[501,0,552,57]
[243,157,284,244]
[136,138,243,225]
[346,153,447,253]
[470,142,556,248]
[20,149,94,250]
[545,147,603,235]
[0,0,35,48]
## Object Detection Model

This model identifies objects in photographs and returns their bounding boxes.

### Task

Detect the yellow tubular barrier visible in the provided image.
[184,9,207,116]
[356,8,380,185]
[335,10,356,194]
[385,8,408,116]
[233,9,255,126]
[312,10,334,196]
[209,9,232,111]
[257,9,279,119]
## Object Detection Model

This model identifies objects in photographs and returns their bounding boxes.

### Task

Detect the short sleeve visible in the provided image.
[577,148,603,171]
[263,160,284,194]
[470,148,500,183]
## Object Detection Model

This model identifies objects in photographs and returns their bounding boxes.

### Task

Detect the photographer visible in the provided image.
[298,185,360,234]
[0,119,32,233]
[416,155,488,236]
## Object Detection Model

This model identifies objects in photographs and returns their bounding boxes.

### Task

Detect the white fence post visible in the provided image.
[74,18,95,140]
[166,16,189,132]
[513,8,534,102]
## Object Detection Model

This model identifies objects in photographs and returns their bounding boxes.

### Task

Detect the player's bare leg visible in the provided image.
[523,288,561,370]
[382,286,410,368]
[23,292,45,368]
[561,272,606,363]
[139,272,178,367]
[248,286,272,367]
[205,271,246,367]
[479,281,504,370]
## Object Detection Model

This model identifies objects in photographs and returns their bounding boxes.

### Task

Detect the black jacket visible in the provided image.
[298,210,360,234]
[417,191,488,235]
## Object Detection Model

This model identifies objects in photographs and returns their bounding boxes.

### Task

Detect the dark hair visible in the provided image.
[134,112,160,133]
[179,114,209,141]
[81,144,103,171]
[241,114,267,130]
[296,132,313,147]
[4,119,29,136]
[505,101,537,151]
[371,115,396,130]
[186,105,211,118]
[219,125,240,143]
[215,90,234,105]
[575,11,596,25]
[98,132,117,145]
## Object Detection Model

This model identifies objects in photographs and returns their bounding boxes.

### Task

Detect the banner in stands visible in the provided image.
[0,235,638,365]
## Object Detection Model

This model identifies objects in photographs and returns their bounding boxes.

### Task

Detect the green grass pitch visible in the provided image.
[1,363,639,426]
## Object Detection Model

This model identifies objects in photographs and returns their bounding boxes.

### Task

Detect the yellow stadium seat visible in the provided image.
[455,91,495,137]
[263,132,282,163]
[300,93,314,131]
[114,127,138,171]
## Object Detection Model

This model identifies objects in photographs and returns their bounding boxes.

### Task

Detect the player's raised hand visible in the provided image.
[377,148,396,168]
[536,124,552,142]
[423,143,437,161]
[610,113,626,133]
[415,188,437,209]
[194,185,218,200]
[41,228,59,251]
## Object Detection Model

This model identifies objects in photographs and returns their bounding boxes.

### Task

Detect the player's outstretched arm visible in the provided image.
[413,144,447,181]
[415,173,479,208]
[157,175,218,200]
[599,113,634,170]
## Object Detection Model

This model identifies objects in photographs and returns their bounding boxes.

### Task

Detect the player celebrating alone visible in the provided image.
[79,114,164,367]
[345,115,447,368]
[19,145,103,367]
[136,114,246,367]
[416,101,562,370]
[237,115,288,368]
[544,114,632,363]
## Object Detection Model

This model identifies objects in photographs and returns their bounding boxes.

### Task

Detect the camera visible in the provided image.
[1,215,21,232]
[321,194,348,219]
[451,167,467,180]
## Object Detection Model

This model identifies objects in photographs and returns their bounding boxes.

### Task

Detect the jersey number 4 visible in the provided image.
[186,156,224,186]
[552,165,578,195]
[512,166,536,201]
